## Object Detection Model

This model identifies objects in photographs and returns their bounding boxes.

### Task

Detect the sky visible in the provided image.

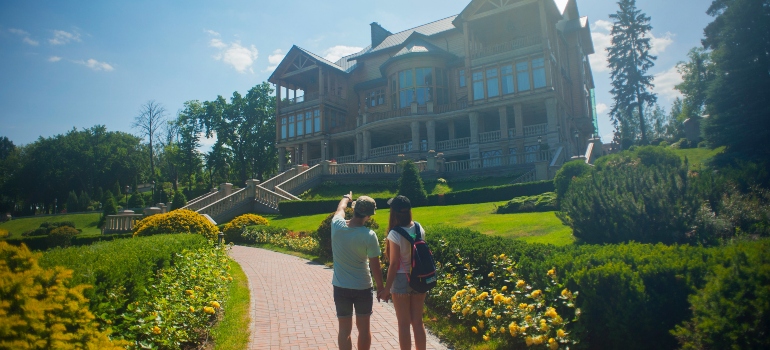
[0,0,714,148]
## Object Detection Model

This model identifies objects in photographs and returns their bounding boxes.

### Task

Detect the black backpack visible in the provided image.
[392,222,437,293]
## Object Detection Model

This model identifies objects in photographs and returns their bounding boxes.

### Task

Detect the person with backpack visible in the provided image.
[379,195,436,350]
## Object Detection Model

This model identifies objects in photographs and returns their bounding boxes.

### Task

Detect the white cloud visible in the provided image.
[653,65,682,102]
[264,49,286,72]
[596,103,608,115]
[649,32,674,56]
[49,30,81,45]
[75,58,114,72]
[48,56,62,62]
[210,39,258,73]
[209,38,227,49]
[322,45,363,63]
[590,20,613,73]
[8,28,39,46]
[204,29,220,37]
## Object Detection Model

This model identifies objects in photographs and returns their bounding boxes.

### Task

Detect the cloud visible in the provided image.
[49,30,81,45]
[590,20,675,73]
[204,29,220,37]
[653,65,682,102]
[48,56,62,62]
[197,132,217,153]
[649,32,674,56]
[596,103,608,115]
[322,45,363,63]
[264,49,286,72]
[209,38,227,49]
[8,28,39,46]
[210,39,258,73]
[75,58,114,71]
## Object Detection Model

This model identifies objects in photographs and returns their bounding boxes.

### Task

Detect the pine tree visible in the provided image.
[65,191,79,213]
[702,0,770,160]
[607,0,657,146]
[397,160,428,206]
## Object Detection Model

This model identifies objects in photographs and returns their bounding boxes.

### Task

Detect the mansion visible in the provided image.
[269,0,599,179]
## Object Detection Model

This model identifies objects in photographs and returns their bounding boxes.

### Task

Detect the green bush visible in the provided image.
[553,160,591,201]
[133,209,219,240]
[316,207,378,259]
[127,192,145,208]
[222,214,269,243]
[66,190,79,212]
[398,160,428,206]
[4,233,133,251]
[427,180,554,206]
[21,221,77,237]
[99,191,118,228]
[278,197,390,217]
[172,190,187,210]
[496,192,557,214]
[241,226,319,255]
[47,225,80,247]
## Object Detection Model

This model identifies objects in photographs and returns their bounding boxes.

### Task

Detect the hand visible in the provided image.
[343,191,352,200]
[377,288,391,303]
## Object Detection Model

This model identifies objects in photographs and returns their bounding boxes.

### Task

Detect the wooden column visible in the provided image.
[514,104,524,137]
[427,120,436,151]
[318,66,324,96]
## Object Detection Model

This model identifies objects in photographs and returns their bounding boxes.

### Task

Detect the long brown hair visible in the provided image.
[384,207,412,262]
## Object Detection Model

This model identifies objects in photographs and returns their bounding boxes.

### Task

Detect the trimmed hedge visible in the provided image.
[279,197,390,217]
[3,233,133,251]
[426,180,554,206]
[496,192,557,214]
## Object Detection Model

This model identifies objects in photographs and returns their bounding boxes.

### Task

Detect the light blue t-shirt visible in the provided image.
[331,214,381,290]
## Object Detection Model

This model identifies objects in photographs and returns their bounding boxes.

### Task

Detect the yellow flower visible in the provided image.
[519,303,529,310]
[531,290,542,298]
[204,306,216,314]
[491,289,497,295]
[494,294,504,304]
[477,310,483,317]
[534,336,544,345]
[466,275,471,280]
[462,307,471,316]
[527,304,535,312]
[478,320,484,329]
[464,263,471,269]
[547,268,556,276]
[189,306,195,312]
[483,335,490,341]
[525,336,534,346]
[525,315,533,323]
[561,288,572,298]
[500,327,506,334]
[493,254,498,259]
[451,296,458,303]
[185,289,194,296]
[472,326,478,334]
[478,292,489,300]
[557,329,566,338]
[490,326,497,333]
[516,280,526,288]
[485,308,493,318]
[501,285,508,291]
[152,326,161,335]
[227,276,233,281]
[470,288,477,295]
[488,272,495,278]
[545,307,558,319]
[210,301,221,309]
[496,315,502,320]
[499,254,506,259]
[509,322,519,336]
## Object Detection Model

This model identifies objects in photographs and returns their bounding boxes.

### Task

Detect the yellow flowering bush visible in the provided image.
[242,226,319,255]
[0,228,8,238]
[0,242,127,349]
[133,209,219,239]
[433,247,580,349]
[222,214,269,243]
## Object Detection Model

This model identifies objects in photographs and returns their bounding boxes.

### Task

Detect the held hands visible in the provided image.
[377,288,391,303]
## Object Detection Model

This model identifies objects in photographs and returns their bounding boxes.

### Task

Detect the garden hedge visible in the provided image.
[426,180,554,206]
[3,232,133,251]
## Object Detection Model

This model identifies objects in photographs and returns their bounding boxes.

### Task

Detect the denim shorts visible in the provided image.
[390,273,423,295]
[333,286,373,318]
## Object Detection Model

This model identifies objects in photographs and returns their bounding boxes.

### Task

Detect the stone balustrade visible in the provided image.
[437,137,470,151]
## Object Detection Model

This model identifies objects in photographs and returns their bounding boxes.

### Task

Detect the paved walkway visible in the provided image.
[230,245,447,350]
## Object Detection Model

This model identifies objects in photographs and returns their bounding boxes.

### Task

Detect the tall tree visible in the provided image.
[175,101,204,190]
[607,0,658,146]
[675,47,714,120]
[702,0,770,159]
[132,100,167,181]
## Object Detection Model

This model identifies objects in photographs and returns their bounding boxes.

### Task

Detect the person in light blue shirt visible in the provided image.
[331,192,384,350]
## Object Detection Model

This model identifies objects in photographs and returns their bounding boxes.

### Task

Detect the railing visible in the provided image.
[280,92,320,108]
[197,188,250,220]
[471,36,542,59]
[508,128,517,138]
[183,190,221,212]
[415,161,427,172]
[276,164,323,195]
[370,142,411,158]
[325,93,346,106]
[308,158,322,166]
[434,101,468,114]
[444,149,553,173]
[437,137,470,151]
[523,123,548,136]
[550,146,564,167]
[367,108,412,124]
[255,185,293,208]
[510,168,537,184]
[479,130,501,143]
[585,142,595,164]
[103,213,144,233]
[329,163,402,175]
[261,167,303,191]
[366,101,469,125]
[334,155,356,164]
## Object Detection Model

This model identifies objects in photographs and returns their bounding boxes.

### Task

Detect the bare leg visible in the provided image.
[338,317,353,350]
[392,293,413,349]
[356,314,372,349]
[410,293,427,350]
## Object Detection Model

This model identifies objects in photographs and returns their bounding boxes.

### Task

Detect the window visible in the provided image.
[415,67,432,105]
[368,89,385,107]
[305,111,312,134]
[391,74,397,109]
[525,145,538,163]
[280,117,287,139]
[288,115,295,137]
[501,64,514,94]
[459,69,466,87]
[296,114,304,136]
[482,150,502,167]
[486,68,499,98]
[313,109,320,133]
[472,71,484,100]
[533,58,546,89]
[509,147,518,164]
[517,62,530,91]
[398,70,414,108]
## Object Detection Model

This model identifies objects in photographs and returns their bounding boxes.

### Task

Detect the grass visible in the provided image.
[211,259,251,350]
[0,213,101,238]
[671,146,724,169]
[267,202,573,246]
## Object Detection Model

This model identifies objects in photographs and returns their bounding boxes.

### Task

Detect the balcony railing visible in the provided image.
[367,107,411,124]
[523,123,548,136]
[471,36,543,59]
[479,130,501,143]
[333,155,356,164]
[437,137,470,151]
[369,142,411,158]
[366,101,469,125]
[443,149,553,172]
[280,92,320,109]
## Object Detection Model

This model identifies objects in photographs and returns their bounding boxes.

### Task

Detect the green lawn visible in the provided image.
[0,213,102,238]
[672,146,724,169]
[267,202,573,246]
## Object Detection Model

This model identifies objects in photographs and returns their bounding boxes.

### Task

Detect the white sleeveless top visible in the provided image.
[386,223,427,274]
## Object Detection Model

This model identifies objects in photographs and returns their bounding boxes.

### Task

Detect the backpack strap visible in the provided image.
[392,226,414,245]
[413,222,423,242]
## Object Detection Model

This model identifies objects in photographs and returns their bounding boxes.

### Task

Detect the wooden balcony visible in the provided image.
[470,36,542,60]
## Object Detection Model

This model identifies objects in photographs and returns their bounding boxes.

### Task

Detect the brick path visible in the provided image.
[230,245,447,350]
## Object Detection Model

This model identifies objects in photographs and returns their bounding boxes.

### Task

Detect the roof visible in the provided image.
[379,33,457,75]
[294,46,347,73]
[348,15,458,61]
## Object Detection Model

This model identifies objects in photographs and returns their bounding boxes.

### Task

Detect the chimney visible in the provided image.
[370,22,392,48]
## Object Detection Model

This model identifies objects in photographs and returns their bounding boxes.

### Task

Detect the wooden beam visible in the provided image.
[466,0,538,22]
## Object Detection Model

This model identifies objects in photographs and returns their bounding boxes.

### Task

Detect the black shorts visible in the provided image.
[333,286,373,318]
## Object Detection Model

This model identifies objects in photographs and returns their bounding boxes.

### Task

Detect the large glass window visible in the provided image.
[398,70,414,108]
[415,67,432,105]
[459,69,466,87]
[472,71,484,100]
[486,68,499,98]
[517,62,530,91]
[501,65,514,94]
[390,74,397,109]
[533,58,546,89]
[296,114,304,136]
[288,116,295,137]
[281,117,287,139]
[368,89,385,107]
[305,111,312,134]
[313,109,320,133]
[525,145,538,163]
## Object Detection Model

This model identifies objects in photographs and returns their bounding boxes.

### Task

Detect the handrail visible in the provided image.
[471,36,542,59]
[276,164,322,195]
[262,167,302,191]
[334,155,356,164]
[183,190,221,211]
[479,130,501,143]
[366,101,469,125]
[255,185,293,208]
[437,137,470,151]
[329,163,402,175]
[550,146,564,167]
[523,123,548,136]
[196,187,250,219]
[280,92,320,108]
[370,142,411,158]
[510,168,537,184]
[585,142,595,164]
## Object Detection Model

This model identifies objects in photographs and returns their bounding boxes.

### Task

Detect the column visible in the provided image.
[321,139,329,161]
[411,121,420,153]
[278,147,286,172]
[545,98,559,146]
[469,112,480,159]
[427,120,436,151]
[448,120,456,140]
[363,131,371,159]
[514,104,524,137]
[356,133,363,161]
[499,106,509,139]
[302,142,309,165]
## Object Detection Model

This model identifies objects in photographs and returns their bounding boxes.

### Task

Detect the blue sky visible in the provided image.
[0,0,713,147]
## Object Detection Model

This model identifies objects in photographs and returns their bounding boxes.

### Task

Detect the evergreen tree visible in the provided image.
[78,190,91,211]
[607,0,657,146]
[66,191,79,212]
[127,192,145,208]
[666,98,686,140]
[171,190,187,210]
[702,0,770,159]
[99,191,118,228]
[397,160,428,206]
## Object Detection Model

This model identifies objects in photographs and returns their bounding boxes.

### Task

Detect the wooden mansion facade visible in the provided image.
[269,0,598,177]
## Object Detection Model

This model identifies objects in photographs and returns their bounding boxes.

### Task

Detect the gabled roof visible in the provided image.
[348,15,458,61]
[378,33,457,74]
[454,0,571,26]
[268,45,363,84]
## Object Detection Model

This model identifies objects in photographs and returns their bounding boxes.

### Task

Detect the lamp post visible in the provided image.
[54,198,57,215]
[573,129,580,157]
[151,181,156,204]
[537,135,543,161]
[125,185,130,206]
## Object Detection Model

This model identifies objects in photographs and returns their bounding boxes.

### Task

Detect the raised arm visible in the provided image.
[335,191,352,217]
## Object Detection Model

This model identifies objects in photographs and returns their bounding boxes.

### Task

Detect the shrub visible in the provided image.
[496,192,557,214]
[172,190,187,210]
[0,228,7,238]
[316,207,378,259]
[242,226,319,255]
[659,140,670,147]
[48,225,80,247]
[553,160,591,201]
[133,209,219,239]
[222,214,269,243]
[66,190,80,212]
[99,191,118,228]
[427,180,554,206]
[278,197,390,217]
[21,221,76,237]
[127,192,145,208]
[5,233,133,251]
[79,190,91,212]
[398,160,428,206]
[0,242,127,349]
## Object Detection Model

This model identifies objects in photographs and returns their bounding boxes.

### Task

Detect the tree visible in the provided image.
[397,160,428,206]
[99,191,118,228]
[132,100,167,181]
[78,190,91,211]
[665,98,686,140]
[0,136,14,160]
[171,190,187,210]
[702,0,770,160]
[175,101,205,191]
[675,47,714,120]
[66,191,79,212]
[607,0,658,146]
